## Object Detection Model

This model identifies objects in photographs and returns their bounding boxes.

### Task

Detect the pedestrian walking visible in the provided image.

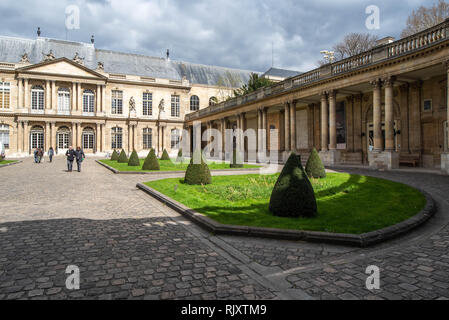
[48,147,54,163]
[38,148,44,163]
[33,148,39,163]
[75,147,85,172]
[66,146,76,172]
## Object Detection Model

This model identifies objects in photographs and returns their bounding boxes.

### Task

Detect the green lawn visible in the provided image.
[145,173,426,234]
[0,160,17,165]
[100,159,260,172]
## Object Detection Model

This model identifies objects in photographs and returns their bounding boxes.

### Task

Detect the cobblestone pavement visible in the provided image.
[0,158,448,300]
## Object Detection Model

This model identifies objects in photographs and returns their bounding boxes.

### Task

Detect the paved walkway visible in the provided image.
[0,158,448,300]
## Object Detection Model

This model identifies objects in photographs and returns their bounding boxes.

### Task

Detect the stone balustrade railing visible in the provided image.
[185,19,449,122]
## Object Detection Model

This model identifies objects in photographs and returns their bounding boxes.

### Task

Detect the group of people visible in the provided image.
[33,146,85,172]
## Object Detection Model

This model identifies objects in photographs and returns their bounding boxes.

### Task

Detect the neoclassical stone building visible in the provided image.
[185,20,449,174]
[0,34,253,157]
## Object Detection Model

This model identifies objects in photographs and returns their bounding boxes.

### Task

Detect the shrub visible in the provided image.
[142,149,160,171]
[176,149,184,163]
[305,148,326,179]
[117,149,128,163]
[128,150,140,166]
[111,150,119,161]
[184,150,212,185]
[230,149,244,168]
[160,149,170,160]
[269,152,317,218]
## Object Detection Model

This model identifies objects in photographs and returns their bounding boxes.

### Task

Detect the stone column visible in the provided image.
[51,81,57,110]
[24,79,29,110]
[101,124,106,152]
[77,83,82,112]
[320,92,329,151]
[71,122,77,147]
[128,124,132,152]
[72,83,77,112]
[18,78,23,108]
[96,85,101,114]
[45,81,51,110]
[284,102,291,152]
[290,101,297,151]
[256,109,262,157]
[442,63,449,174]
[329,90,337,150]
[221,118,226,159]
[384,77,395,151]
[50,122,56,149]
[77,123,82,148]
[23,121,29,154]
[371,79,383,152]
[45,122,50,151]
[96,123,101,153]
[240,112,246,158]
[262,107,268,154]
[102,85,106,113]
[133,125,138,152]
[17,121,22,153]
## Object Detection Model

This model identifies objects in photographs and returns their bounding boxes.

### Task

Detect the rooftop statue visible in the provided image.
[42,50,55,62]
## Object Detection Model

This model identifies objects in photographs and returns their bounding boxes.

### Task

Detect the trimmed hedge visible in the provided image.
[142,149,160,171]
[269,152,317,218]
[176,149,184,163]
[128,150,140,166]
[305,148,326,179]
[230,149,244,168]
[117,149,128,163]
[160,149,170,160]
[111,150,119,161]
[184,150,212,185]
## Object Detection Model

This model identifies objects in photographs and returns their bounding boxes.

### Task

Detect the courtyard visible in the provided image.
[0,158,448,300]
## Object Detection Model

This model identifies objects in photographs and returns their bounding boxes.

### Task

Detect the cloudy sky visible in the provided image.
[0,0,437,73]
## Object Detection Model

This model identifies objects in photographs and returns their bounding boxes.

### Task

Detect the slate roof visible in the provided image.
[262,67,302,79]
[0,35,255,87]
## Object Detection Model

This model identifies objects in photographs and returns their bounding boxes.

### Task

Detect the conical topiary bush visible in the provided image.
[117,149,128,163]
[230,149,244,168]
[305,148,326,179]
[160,149,170,160]
[269,152,317,218]
[176,149,184,163]
[128,150,140,166]
[184,150,212,185]
[111,150,119,161]
[142,149,160,171]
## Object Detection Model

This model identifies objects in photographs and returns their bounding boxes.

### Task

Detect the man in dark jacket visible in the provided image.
[75,147,85,172]
[66,146,76,172]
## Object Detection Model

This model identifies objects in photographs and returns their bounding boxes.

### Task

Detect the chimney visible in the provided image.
[166,49,170,61]
[37,27,41,37]
[91,35,95,44]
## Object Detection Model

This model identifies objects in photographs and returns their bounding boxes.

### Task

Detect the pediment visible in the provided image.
[17,58,105,79]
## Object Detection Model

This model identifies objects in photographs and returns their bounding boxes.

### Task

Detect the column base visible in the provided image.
[368,151,399,170]
[319,150,341,166]
[441,153,449,175]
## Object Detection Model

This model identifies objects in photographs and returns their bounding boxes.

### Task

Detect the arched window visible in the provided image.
[111,127,123,149]
[83,90,95,114]
[143,128,152,150]
[58,88,71,115]
[57,126,71,150]
[171,128,181,150]
[190,95,199,111]
[30,125,44,149]
[209,96,218,106]
[31,86,44,111]
[83,127,95,150]
[0,124,9,149]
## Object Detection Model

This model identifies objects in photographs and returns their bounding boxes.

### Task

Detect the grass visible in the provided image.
[145,173,426,234]
[0,160,17,165]
[100,159,260,172]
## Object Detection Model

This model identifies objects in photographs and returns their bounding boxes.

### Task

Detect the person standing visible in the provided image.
[75,147,85,172]
[66,146,76,172]
[48,147,54,163]
[33,148,39,163]
[38,148,44,163]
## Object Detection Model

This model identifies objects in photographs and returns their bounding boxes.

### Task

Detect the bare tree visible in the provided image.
[401,0,449,38]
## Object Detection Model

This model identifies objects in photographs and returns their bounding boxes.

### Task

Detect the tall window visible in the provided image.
[143,92,153,116]
[171,95,180,117]
[0,82,10,109]
[171,128,181,149]
[57,127,70,150]
[112,90,123,114]
[190,95,199,111]
[31,86,44,111]
[336,101,346,146]
[82,127,95,150]
[58,88,71,115]
[83,90,95,114]
[112,127,123,149]
[0,124,9,149]
[143,128,152,150]
[30,126,44,149]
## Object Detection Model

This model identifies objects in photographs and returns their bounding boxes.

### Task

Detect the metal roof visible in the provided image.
[0,35,255,87]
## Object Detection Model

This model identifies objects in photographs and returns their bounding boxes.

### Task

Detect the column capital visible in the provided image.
[383,76,396,88]
[370,79,383,89]
[320,91,328,99]
[328,89,338,97]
